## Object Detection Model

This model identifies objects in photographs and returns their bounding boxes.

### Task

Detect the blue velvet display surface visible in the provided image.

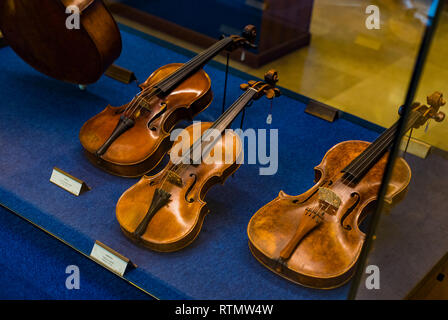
[0,206,151,299]
[0,26,378,299]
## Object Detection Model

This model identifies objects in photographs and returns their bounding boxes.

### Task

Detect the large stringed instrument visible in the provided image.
[116,71,281,252]
[248,92,445,289]
[0,0,122,84]
[79,25,256,177]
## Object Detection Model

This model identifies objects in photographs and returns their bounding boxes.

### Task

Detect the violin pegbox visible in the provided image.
[411,91,446,129]
[229,25,257,50]
[239,70,281,100]
[426,91,446,122]
[263,70,281,100]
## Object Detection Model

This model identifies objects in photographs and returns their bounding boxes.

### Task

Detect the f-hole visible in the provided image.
[340,192,360,230]
[147,102,167,130]
[185,173,197,203]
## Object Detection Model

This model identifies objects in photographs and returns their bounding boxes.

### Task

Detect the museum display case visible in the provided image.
[0,0,446,300]
[353,0,448,299]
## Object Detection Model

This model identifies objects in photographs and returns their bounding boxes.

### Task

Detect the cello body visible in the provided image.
[116,122,242,251]
[79,63,213,177]
[248,140,411,289]
[0,0,121,84]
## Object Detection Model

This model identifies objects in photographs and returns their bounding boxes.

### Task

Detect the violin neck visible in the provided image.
[156,37,234,93]
[342,110,421,182]
[183,88,257,166]
[212,88,257,133]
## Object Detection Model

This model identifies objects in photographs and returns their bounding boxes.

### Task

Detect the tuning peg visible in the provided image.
[427,91,445,107]
[265,89,275,99]
[273,88,281,97]
[248,80,257,86]
[433,111,445,122]
[264,70,279,86]
[242,25,257,43]
[240,83,249,91]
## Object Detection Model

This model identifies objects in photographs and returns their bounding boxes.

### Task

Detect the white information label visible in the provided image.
[50,168,84,196]
[90,242,129,276]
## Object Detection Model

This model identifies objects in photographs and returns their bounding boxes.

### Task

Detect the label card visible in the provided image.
[50,167,89,196]
[90,241,134,277]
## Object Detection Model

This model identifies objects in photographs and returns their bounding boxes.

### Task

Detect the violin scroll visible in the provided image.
[229,25,257,49]
[263,70,281,99]
[264,69,279,86]
[410,91,446,129]
[427,91,446,122]
[242,25,257,47]
[239,70,281,100]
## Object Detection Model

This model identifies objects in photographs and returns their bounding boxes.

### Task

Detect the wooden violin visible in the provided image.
[248,92,446,289]
[116,71,281,252]
[79,25,257,177]
[0,0,121,84]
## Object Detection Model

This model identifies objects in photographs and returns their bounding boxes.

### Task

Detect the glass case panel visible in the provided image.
[0,0,441,300]
[353,0,448,299]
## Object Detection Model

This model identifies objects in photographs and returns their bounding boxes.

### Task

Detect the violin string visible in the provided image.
[158,38,232,90]
[313,119,407,218]
[286,105,428,260]
[171,89,255,176]
[343,111,419,180]
[123,44,216,117]
[303,110,421,233]
[157,88,256,191]
[341,122,399,175]
[133,39,237,191]
[123,38,232,118]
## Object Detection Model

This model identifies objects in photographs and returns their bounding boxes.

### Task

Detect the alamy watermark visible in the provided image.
[365,5,380,30]
[65,265,80,290]
[65,5,80,30]
[170,123,279,176]
[365,265,380,289]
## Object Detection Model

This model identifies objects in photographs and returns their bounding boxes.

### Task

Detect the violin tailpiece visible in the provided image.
[96,115,135,157]
[278,211,323,263]
[132,188,171,238]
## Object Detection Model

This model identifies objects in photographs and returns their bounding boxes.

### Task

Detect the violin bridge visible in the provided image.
[167,170,183,187]
[139,97,152,111]
[318,187,341,209]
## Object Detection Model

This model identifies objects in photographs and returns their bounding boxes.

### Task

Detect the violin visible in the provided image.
[247,92,446,289]
[79,25,257,177]
[116,71,281,252]
[0,0,121,84]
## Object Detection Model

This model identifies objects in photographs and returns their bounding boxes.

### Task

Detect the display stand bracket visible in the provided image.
[105,64,137,84]
[400,136,431,159]
[305,100,339,122]
[50,167,90,196]
[90,240,136,277]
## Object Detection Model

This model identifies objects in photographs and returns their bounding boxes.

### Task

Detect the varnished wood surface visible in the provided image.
[79,63,212,177]
[116,122,242,252]
[0,0,121,84]
[248,140,411,289]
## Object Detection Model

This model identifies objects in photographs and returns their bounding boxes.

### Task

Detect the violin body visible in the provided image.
[248,140,411,289]
[116,122,242,251]
[0,0,121,84]
[79,63,213,177]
